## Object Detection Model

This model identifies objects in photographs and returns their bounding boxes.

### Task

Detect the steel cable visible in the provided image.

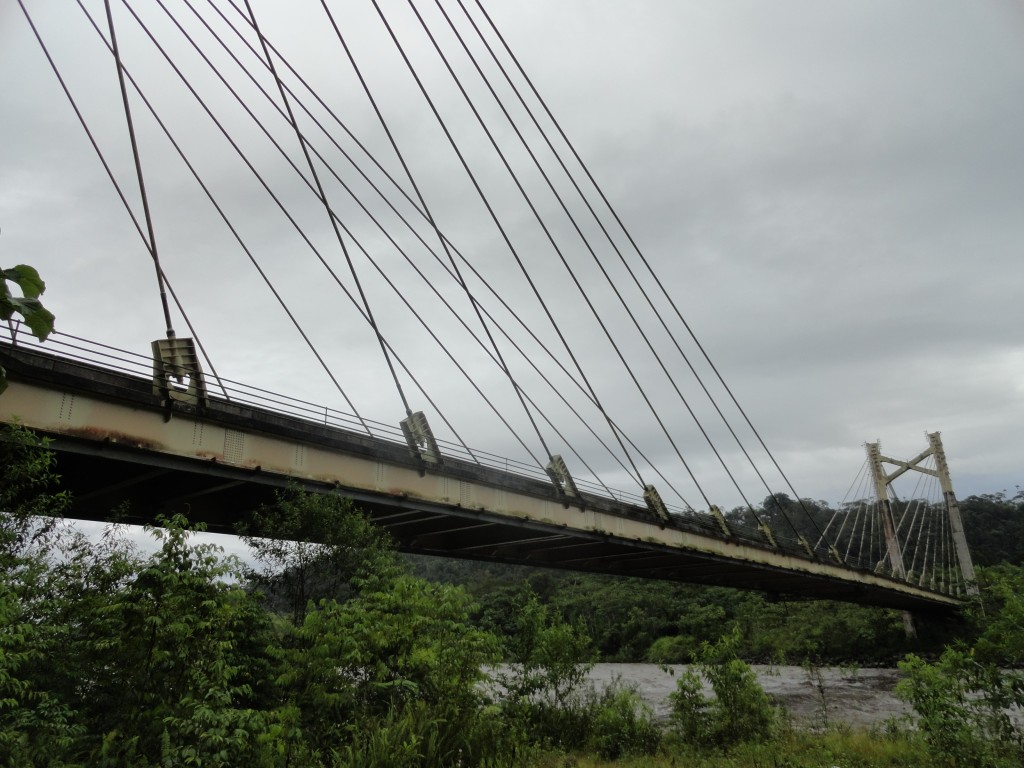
[470,0,832,541]
[17,0,229,399]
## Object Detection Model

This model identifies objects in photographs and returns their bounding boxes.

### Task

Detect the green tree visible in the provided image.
[0,427,83,763]
[64,517,277,766]
[894,564,1024,768]
[0,581,84,765]
[279,577,500,764]
[239,489,399,623]
[3,438,524,765]
[669,626,778,747]
[897,649,1023,768]
[961,493,1024,565]
[972,563,1024,663]
[0,425,70,570]
[489,588,598,752]
[497,588,595,710]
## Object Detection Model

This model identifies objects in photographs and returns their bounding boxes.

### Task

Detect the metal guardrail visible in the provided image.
[1,322,876,571]
[1,323,654,501]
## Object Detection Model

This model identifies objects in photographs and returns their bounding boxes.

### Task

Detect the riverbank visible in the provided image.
[585,663,911,729]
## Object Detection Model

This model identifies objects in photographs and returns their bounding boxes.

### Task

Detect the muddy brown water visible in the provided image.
[586,664,911,729]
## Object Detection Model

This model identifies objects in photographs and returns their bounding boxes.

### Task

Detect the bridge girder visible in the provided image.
[0,343,961,613]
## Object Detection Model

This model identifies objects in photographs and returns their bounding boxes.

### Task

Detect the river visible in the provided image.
[587,664,911,729]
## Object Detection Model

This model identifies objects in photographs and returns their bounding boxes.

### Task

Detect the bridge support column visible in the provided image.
[867,441,917,639]
[866,442,906,579]
[928,432,978,596]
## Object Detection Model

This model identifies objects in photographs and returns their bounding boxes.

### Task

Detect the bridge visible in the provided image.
[1,328,966,613]
[2,2,976,613]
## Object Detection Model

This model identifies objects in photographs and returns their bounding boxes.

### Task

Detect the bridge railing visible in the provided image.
[2,323,880,570]
[1,323,659,507]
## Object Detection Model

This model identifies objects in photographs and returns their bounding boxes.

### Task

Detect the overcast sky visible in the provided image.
[2,0,1022,516]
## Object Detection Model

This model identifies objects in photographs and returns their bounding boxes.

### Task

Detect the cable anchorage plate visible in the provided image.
[643,484,670,522]
[545,454,579,498]
[401,411,442,465]
[152,337,207,407]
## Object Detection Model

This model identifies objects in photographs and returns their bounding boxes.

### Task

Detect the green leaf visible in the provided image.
[8,297,55,341]
[2,265,46,299]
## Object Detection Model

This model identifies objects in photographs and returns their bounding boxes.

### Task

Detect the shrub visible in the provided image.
[278,575,502,763]
[645,634,694,664]
[896,649,1024,768]
[669,627,777,747]
[239,489,400,623]
[493,588,597,750]
[489,589,660,759]
[586,680,661,760]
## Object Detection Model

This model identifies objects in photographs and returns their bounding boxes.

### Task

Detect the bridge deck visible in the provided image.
[0,341,960,612]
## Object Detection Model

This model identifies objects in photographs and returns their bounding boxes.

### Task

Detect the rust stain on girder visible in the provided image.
[63,426,161,452]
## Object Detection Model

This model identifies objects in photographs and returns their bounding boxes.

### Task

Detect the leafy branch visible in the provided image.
[1,264,55,394]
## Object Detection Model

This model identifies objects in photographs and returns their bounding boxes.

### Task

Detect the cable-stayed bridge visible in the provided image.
[1,2,976,612]
[0,328,971,613]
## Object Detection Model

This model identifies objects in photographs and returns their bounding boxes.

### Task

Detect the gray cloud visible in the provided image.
[2,0,1022,515]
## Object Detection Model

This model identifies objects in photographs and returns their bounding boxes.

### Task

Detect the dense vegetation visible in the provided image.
[2,424,1024,767]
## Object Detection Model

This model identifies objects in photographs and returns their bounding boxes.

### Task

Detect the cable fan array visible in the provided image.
[17,0,909,566]
[817,447,971,595]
